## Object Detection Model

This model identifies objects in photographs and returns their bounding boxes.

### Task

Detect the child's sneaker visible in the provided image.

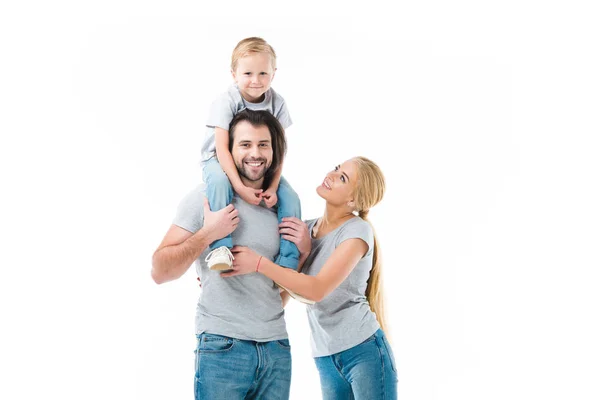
[205,246,234,271]
[277,284,316,305]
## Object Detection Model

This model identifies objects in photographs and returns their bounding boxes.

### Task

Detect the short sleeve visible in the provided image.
[206,92,236,131]
[172,185,206,234]
[273,93,292,129]
[336,218,374,257]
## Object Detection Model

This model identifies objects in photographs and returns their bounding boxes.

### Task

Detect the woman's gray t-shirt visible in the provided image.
[303,217,380,357]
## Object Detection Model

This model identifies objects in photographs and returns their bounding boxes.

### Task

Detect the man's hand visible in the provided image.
[203,197,239,242]
[235,185,263,206]
[279,217,311,260]
[261,188,278,208]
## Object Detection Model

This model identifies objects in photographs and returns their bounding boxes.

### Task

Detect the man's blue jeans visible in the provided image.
[194,333,292,400]
[203,158,302,269]
[314,329,398,399]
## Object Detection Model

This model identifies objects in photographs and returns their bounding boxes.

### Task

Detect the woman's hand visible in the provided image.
[221,246,263,277]
[279,217,311,259]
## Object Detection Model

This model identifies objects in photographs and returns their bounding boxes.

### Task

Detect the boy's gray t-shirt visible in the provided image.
[173,185,288,341]
[303,217,380,357]
[200,84,293,162]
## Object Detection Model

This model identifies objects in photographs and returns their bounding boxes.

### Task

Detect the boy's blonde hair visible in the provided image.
[231,37,277,71]
[351,156,388,335]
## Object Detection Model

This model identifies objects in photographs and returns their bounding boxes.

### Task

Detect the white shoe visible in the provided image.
[205,246,234,271]
[277,283,316,305]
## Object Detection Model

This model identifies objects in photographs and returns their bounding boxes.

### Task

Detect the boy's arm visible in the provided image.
[214,127,263,205]
[214,127,244,191]
[266,127,287,193]
[268,163,283,192]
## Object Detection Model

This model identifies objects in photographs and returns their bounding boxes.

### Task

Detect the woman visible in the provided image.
[224,156,398,399]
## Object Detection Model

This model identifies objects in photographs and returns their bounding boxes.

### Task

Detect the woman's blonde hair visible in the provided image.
[231,37,277,71]
[352,156,388,334]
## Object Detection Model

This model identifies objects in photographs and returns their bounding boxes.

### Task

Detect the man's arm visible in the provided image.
[151,198,239,284]
[151,225,214,284]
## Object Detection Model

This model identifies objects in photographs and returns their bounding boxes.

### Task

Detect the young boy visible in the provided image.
[200,37,301,272]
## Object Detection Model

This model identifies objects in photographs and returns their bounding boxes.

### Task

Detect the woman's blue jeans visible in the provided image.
[314,329,398,399]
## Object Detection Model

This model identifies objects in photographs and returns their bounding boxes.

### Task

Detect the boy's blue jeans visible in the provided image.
[314,329,398,400]
[203,158,301,269]
[194,333,292,400]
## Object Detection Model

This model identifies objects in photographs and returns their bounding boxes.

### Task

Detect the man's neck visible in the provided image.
[241,177,264,190]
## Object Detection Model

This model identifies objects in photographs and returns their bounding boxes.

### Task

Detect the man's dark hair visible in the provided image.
[228,109,287,189]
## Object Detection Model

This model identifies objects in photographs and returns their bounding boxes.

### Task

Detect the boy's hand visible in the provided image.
[236,185,263,206]
[261,188,278,208]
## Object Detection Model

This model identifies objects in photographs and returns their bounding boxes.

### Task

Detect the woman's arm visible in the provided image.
[225,238,367,302]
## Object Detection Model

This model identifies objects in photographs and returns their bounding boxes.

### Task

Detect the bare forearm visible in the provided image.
[268,164,283,192]
[259,258,325,302]
[215,145,244,190]
[152,229,214,284]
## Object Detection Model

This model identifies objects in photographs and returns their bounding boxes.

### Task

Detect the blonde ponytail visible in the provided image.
[360,214,387,334]
[352,156,388,335]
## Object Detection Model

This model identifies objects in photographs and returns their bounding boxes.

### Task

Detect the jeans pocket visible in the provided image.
[381,335,397,373]
[359,333,377,346]
[276,338,291,349]
[198,333,236,353]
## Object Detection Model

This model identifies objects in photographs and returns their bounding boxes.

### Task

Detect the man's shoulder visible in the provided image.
[184,184,207,199]
[177,184,207,213]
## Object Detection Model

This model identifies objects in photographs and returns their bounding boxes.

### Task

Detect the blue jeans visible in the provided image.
[203,158,302,269]
[314,329,398,400]
[194,333,292,400]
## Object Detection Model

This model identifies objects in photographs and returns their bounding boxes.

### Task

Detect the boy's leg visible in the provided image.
[194,334,257,400]
[275,177,302,269]
[202,158,234,250]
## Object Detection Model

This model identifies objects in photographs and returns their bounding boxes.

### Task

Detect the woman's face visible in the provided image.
[316,159,359,207]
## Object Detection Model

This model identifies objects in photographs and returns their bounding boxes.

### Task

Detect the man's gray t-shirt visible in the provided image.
[200,85,293,162]
[303,217,380,357]
[173,185,288,341]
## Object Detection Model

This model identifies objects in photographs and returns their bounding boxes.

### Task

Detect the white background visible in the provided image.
[1,1,599,399]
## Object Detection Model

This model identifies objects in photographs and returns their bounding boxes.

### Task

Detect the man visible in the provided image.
[152,109,296,399]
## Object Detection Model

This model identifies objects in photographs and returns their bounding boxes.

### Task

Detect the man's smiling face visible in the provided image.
[231,120,273,186]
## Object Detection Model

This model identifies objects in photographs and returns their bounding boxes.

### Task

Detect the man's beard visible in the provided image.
[235,156,271,182]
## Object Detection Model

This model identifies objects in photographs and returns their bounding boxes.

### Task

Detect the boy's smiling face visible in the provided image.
[232,52,276,103]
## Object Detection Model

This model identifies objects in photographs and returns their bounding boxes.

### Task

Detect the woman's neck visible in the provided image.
[314,204,355,237]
